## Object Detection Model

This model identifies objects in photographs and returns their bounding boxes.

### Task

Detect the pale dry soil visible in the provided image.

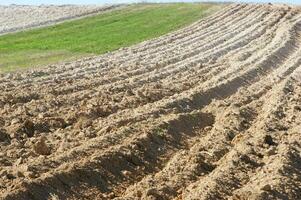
[0,3,301,200]
[0,4,119,35]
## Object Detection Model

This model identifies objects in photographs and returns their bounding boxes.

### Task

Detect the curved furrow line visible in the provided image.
[165,11,294,113]
[115,5,258,63]
[216,9,298,62]
[132,7,292,92]
[110,4,246,55]
[120,6,266,72]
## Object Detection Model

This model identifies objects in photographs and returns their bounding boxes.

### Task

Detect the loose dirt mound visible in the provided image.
[1,3,301,200]
[0,4,119,35]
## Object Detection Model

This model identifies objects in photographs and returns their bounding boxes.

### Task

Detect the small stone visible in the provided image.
[0,129,10,142]
[49,193,60,200]
[261,184,272,191]
[136,190,142,198]
[11,118,20,125]
[294,105,301,111]
[121,170,131,177]
[24,171,36,178]
[264,135,276,146]
[19,164,30,173]
[103,192,115,198]
[0,117,5,127]
[265,147,277,156]
[23,120,35,137]
[146,188,158,196]
[16,171,24,177]
[204,126,212,132]
[38,113,44,119]
[33,136,51,155]
[126,89,134,96]
[14,157,23,166]
[0,170,8,177]
[6,173,15,180]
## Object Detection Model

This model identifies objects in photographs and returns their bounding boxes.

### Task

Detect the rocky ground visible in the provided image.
[0,4,119,35]
[0,3,301,200]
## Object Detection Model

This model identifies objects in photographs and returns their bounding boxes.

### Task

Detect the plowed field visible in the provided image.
[1,3,301,200]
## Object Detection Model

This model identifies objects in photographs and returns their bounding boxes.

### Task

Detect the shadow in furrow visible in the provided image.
[3,112,215,200]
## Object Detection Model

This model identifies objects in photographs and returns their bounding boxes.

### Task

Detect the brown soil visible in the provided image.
[0,3,301,200]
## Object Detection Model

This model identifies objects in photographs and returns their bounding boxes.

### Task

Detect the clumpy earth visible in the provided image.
[0,3,301,200]
[0,4,119,35]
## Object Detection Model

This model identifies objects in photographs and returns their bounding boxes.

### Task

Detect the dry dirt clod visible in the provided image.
[261,184,272,191]
[265,146,277,156]
[294,105,301,111]
[121,170,131,177]
[263,135,276,146]
[23,171,36,179]
[0,118,5,127]
[11,118,20,125]
[23,120,35,137]
[0,170,8,178]
[15,171,24,178]
[6,173,15,180]
[0,129,10,143]
[14,158,23,166]
[33,136,51,155]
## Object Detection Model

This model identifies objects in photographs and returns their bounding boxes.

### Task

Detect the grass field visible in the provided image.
[0,3,220,72]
